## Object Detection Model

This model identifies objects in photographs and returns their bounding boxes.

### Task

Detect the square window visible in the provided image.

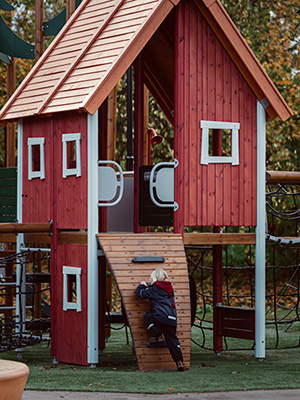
[62,133,81,178]
[28,137,45,180]
[63,266,82,312]
[200,121,240,165]
[208,129,232,157]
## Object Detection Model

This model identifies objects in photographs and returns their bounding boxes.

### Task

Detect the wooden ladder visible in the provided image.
[97,233,191,371]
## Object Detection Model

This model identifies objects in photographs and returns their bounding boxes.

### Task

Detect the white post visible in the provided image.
[16,119,25,358]
[87,111,99,366]
[255,101,266,360]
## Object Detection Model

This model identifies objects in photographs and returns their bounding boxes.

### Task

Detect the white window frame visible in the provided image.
[62,133,81,178]
[63,266,82,312]
[28,137,45,180]
[200,121,240,165]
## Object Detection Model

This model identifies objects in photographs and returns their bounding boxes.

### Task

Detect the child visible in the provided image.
[136,268,184,371]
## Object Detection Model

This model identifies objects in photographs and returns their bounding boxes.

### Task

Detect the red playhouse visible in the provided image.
[0,0,292,370]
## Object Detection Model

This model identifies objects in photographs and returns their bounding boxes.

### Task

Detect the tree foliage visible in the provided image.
[221,0,300,171]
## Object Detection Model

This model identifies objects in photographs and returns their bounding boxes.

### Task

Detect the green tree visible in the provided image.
[221,0,300,171]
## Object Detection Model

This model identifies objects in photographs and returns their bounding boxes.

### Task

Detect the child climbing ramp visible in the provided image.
[97,233,191,371]
[136,268,185,371]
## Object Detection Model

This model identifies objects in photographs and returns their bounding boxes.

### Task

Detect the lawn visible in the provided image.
[1,321,300,394]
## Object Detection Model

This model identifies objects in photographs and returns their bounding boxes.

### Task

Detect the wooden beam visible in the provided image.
[184,232,256,245]
[0,223,52,233]
[24,233,51,244]
[57,231,87,245]
[266,170,300,185]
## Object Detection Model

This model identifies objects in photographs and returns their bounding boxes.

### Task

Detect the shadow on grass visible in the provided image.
[0,324,300,393]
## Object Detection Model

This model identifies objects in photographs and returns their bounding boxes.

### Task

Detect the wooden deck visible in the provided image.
[97,233,191,371]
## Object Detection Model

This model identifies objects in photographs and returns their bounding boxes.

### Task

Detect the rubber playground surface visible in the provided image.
[22,389,300,400]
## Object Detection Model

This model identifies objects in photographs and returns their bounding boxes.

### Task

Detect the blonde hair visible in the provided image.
[150,268,169,283]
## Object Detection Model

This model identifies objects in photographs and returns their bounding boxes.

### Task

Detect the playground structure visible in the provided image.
[0,0,294,369]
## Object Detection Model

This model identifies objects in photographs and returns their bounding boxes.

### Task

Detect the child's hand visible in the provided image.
[140,281,147,286]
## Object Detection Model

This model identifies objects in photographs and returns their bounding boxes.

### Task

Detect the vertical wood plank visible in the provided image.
[174,1,185,235]
[188,0,198,226]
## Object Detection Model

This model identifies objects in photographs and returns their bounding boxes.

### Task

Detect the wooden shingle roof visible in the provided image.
[0,0,176,122]
[0,0,292,123]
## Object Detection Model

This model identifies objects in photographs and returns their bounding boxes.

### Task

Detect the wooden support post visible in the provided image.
[33,249,42,334]
[5,58,16,323]
[35,0,44,61]
[213,130,223,354]
[66,0,76,20]
[143,86,149,166]
[98,99,108,349]
[6,57,16,167]
[213,226,223,354]
[106,88,117,337]
[134,57,144,233]
[107,87,117,161]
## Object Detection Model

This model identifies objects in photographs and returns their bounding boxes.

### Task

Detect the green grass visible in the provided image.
[1,322,300,394]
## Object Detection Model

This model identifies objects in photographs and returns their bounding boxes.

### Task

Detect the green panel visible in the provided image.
[0,14,35,59]
[0,205,16,214]
[0,167,17,222]
[0,167,17,178]
[0,187,16,196]
[0,197,16,206]
[0,178,17,187]
[0,215,17,222]
[43,0,82,36]
[0,0,14,11]
[0,51,11,64]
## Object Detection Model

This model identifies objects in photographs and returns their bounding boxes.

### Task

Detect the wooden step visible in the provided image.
[97,233,191,371]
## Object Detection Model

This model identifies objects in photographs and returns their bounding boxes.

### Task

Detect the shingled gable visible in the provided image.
[0,0,293,124]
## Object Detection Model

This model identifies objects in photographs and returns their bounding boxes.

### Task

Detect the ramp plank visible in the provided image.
[97,233,191,371]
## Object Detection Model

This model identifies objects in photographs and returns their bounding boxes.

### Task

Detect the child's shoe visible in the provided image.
[177,360,184,371]
[147,335,167,347]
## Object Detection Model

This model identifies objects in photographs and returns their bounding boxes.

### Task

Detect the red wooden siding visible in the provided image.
[22,117,53,223]
[53,111,88,229]
[175,0,257,228]
[51,243,88,365]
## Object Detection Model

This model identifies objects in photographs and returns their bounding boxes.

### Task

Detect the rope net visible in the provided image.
[0,249,51,352]
[187,181,300,351]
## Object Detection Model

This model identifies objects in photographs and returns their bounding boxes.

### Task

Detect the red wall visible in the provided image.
[54,112,88,230]
[22,112,88,228]
[22,117,53,223]
[51,243,88,366]
[175,0,257,228]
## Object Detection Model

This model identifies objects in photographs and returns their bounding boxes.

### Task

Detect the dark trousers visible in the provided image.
[144,311,183,363]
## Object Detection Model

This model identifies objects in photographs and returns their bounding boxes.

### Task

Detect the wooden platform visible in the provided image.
[97,233,191,371]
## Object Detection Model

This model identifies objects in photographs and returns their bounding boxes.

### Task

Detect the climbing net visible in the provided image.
[187,182,300,351]
[0,249,51,352]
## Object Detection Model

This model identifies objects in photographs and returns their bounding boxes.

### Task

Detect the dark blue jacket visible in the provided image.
[136,281,177,326]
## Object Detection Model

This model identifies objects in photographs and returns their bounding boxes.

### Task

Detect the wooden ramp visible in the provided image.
[97,233,191,371]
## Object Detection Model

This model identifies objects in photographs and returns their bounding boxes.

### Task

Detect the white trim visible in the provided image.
[200,120,240,165]
[87,112,99,365]
[63,266,82,312]
[62,133,81,178]
[27,137,45,180]
[255,101,266,359]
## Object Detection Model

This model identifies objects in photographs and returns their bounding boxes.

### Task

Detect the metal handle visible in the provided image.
[149,159,179,211]
[98,160,124,207]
